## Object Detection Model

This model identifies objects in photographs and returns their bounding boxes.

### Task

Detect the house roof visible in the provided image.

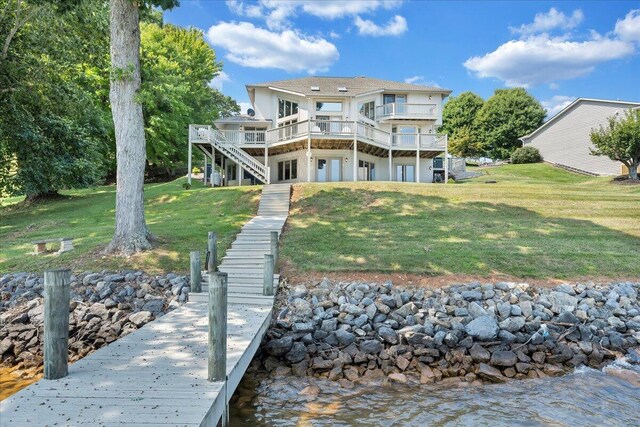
[520,98,640,142]
[246,76,452,98]
[214,115,271,125]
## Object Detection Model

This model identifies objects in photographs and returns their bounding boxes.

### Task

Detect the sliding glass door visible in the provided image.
[317,158,342,182]
[395,164,415,182]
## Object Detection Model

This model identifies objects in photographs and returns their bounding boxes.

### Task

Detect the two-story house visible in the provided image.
[188,76,452,186]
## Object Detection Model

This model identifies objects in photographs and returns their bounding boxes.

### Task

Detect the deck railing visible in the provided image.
[375,103,438,120]
[190,122,446,151]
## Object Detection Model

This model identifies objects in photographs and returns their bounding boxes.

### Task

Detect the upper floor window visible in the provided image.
[359,101,375,120]
[383,94,406,104]
[278,98,298,119]
[316,102,342,112]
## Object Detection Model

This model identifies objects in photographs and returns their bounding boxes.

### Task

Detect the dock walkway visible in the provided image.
[0,184,291,426]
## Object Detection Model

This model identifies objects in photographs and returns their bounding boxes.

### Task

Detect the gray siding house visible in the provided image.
[520,98,640,176]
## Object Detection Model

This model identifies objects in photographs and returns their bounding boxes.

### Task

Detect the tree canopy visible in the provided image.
[590,109,640,180]
[440,92,484,157]
[474,88,545,160]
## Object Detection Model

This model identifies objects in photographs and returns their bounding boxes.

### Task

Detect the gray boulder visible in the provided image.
[465,316,499,340]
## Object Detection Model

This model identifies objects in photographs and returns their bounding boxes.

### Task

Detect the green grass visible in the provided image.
[281,164,640,280]
[0,179,260,274]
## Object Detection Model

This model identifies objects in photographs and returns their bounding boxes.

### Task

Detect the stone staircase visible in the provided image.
[190,184,291,305]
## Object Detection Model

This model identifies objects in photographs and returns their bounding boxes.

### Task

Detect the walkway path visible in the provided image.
[0,184,291,426]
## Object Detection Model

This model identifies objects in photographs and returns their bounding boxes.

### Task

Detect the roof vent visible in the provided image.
[338,86,348,92]
[310,86,320,91]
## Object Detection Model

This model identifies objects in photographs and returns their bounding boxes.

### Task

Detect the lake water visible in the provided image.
[230,356,640,426]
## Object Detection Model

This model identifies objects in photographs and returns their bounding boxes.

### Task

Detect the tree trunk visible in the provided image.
[105,0,151,255]
[629,162,639,181]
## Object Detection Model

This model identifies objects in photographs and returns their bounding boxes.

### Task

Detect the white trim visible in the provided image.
[269,86,306,98]
[520,98,640,143]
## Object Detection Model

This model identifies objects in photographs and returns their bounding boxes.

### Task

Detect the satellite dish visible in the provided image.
[247,108,255,117]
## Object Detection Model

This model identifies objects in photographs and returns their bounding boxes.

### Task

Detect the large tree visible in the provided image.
[139,22,238,177]
[105,0,177,255]
[440,91,484,157]
[475,88,545,160]
[590,109,640,180]
[0,0,111,200]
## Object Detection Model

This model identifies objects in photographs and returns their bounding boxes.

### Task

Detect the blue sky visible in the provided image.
[165,1,640,117]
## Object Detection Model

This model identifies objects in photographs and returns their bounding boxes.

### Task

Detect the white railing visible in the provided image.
[266,120,310,144]
[310,119,355,136]
[356,122,390,147]
[210,129,266,176]
[375,103,438,120]
[391,133,447,149]
[218,130,266,145]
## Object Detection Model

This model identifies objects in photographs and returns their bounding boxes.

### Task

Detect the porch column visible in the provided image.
[237,161,241,186]
[416,145,420,183]
[353,133,358,182]
[187,138,192,185]
[306,133,312,182]
[388,133,393,181]
[264,145,269,184]
[444,135,449,184]
[211,147,216,186]
[203,154,208,185]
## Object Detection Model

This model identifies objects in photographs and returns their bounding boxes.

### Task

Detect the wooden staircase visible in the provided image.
[190,184,291,305]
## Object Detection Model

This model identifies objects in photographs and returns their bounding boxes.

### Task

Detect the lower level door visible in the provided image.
[395,164,415,182]
[317,158,342,182]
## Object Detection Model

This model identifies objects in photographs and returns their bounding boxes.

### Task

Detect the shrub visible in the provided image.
[511,146,542,164]
[192,166,201,174]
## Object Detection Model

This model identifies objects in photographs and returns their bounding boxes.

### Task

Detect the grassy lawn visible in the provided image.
[0,179,260,274]
[281,164,640,280]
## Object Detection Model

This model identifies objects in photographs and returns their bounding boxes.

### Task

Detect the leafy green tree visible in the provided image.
[0,0,111,200]
[590,109,640,180]
[448,126,485,158]
[475,88,545,159]
[440,92,484,157]
[139,22,238,177]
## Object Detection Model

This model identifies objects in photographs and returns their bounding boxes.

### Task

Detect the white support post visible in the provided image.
[388,134,393,181]
[222,156,226,187]
[353,134,358,182]
[264,145,269,184]
[187,137,192,185]
[306,133,312,182]
[444,134,449,184]
[416,141,420,183]
[211,147,216,186]
[237,161,241,187]
[203,154,208,185]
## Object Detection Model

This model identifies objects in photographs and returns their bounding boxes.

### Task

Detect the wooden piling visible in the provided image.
[190,251,202,293]
[270,231,279,267]
[207,232,217,273]
[208,272,227,382]
[44,268,71,380]
[263,254,274,296]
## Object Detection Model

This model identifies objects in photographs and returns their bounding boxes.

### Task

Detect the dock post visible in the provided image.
[44,268,71,380]
[190,251,202,293]
[270,231,279,267]
[263,254,274,296]
[207,231,217,273]
[208,272,227,382]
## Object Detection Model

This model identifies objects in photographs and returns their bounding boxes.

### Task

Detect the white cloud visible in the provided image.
[354,15,407,37]
[206,21,339,73]
[227,1,403,30]
[404,75,423,84]
[329,31,340,39]
[511,8,584,35]
[615,9,640,42]
[541,95,576,118]
[208,71,230,91]
[464,34,634,87]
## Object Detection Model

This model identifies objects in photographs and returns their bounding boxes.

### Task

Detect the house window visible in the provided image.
[358,160,375,181]
[227,164,237,180]
[395,165,415,182]
[278,98,298,119]
[433,157,444,169]
[359,101,375,120]
[383,94,406,104]
[316,102,342,112]
[277,159,298,181]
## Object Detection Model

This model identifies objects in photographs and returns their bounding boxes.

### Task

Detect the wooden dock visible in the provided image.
[0,184,291,426]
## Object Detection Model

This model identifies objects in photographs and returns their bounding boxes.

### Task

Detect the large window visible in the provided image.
[359,100,375,120]
[277,159,298,181]
[358,160,375,181]
[316,102,342,112]
[278,98,298,119]
[396,165,415,182]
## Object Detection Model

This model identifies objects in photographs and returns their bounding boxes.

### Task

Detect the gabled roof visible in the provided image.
[520,98,640,142]
[246,76,452,98]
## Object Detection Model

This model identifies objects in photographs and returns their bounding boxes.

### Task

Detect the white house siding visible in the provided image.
[523,101,636,176]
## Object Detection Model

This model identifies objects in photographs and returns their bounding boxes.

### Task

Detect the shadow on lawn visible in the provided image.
[284,187,640,279]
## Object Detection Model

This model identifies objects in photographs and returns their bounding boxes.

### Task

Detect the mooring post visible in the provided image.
[207,231,217,273]
[44,268,71,380]
[270,231,279,267]
[190,251,202,293]
[208,272,227,382]
[263,254,275,296]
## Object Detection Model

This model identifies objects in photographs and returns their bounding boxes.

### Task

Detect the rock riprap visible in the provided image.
[0,271,189,369]
[259,279,640,386]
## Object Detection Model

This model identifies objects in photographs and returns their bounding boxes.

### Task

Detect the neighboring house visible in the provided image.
[188,76,452,186]
[519,98,640,176]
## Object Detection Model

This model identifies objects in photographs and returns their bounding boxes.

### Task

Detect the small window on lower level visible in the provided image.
[277,159,297,181]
